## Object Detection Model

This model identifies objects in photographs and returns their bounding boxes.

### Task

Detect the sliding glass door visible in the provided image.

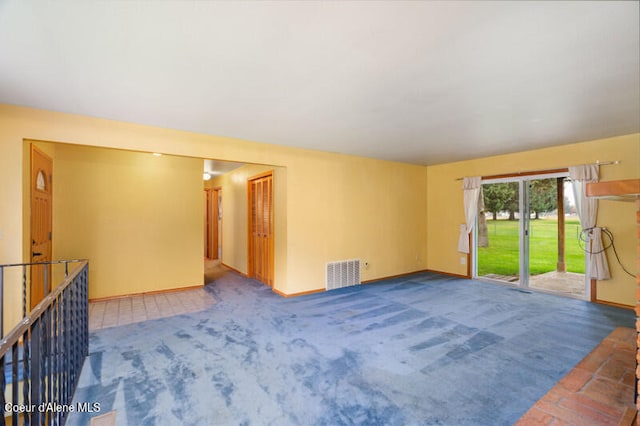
[527,177,586,298]
[475,173,587,299]
[476,180,522,283]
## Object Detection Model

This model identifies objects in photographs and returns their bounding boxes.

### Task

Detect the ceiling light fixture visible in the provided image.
[203,172,212,181]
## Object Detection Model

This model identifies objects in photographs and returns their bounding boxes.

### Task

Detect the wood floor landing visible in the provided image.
[517,326,637,425]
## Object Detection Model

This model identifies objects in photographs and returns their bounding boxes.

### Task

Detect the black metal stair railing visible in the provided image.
[0,260,89,426]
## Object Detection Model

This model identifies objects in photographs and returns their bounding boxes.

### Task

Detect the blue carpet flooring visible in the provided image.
[68,269,633,425]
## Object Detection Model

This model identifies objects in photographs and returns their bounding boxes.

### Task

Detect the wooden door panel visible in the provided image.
[204,188,220,260]
[204,190,208,257]
[248,173,273,286]
[212,188,219,260]
[31,145,53,309]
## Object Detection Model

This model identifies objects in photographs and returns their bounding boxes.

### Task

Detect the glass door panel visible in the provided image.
[477,181,520,284]
[527,177,586,298]
[475,174,587,299]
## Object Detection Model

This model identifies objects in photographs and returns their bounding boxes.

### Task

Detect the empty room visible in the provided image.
[1,1,639,425]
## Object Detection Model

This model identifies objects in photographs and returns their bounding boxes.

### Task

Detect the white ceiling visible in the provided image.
[204,159,245,176]
[0,1,638,166]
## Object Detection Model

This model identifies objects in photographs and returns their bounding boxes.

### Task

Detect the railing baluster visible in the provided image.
[45,306,52,423]
[22,265,27,319]
[83,269,89,357]
[53,297,60,426]
[69,282,75,394]
[64,281,71,406]
[30,319,41,426]
[22,330,30,426]
[74,277,79,383]
[11,341,19,426]
[41,314,47,425]
[1,354,5,425]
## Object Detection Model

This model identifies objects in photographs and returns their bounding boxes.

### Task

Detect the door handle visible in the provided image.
[32,252,43,257]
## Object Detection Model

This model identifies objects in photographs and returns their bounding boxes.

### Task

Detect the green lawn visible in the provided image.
[478,219,585,276]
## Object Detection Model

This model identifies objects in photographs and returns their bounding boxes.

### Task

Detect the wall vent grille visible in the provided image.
[326,259,361,290]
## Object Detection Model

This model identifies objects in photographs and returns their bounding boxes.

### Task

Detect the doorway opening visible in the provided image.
[474,173,587,299]
[202,158,244,281]
[202,160,282,291]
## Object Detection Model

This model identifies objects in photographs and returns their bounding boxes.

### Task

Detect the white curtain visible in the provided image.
[569,165,610,280]
[458,176,482,254]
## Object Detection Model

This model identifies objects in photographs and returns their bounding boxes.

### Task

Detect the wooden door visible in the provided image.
[212,188,220,260]
[248,172,273,286]
[30,145,53,309]
[203,190,208,257]
[204,188,220,260]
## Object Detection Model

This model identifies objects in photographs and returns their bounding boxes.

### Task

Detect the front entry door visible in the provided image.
[30,145,53,309]
[248,172,273,286]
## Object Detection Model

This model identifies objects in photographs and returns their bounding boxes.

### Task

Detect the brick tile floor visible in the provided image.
[517,326,637,425]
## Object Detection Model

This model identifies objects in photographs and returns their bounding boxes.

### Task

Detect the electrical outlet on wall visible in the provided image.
[460,256,466,265]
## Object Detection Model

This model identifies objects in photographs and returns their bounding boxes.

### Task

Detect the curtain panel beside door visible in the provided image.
[458,176,482,254]
[568,165,611,280]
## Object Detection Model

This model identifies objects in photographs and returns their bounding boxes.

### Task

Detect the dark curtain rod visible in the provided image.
[455,160,620,181]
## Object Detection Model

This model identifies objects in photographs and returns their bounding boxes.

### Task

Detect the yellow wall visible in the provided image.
[2,102,636,336]
[33,142,204,300]
[204,158,428,295]
[0,104,428,332]
[426,133,640,306]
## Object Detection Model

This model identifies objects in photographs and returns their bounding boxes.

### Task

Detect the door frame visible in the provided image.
[472,176,525,286]
[473,172,589,299]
